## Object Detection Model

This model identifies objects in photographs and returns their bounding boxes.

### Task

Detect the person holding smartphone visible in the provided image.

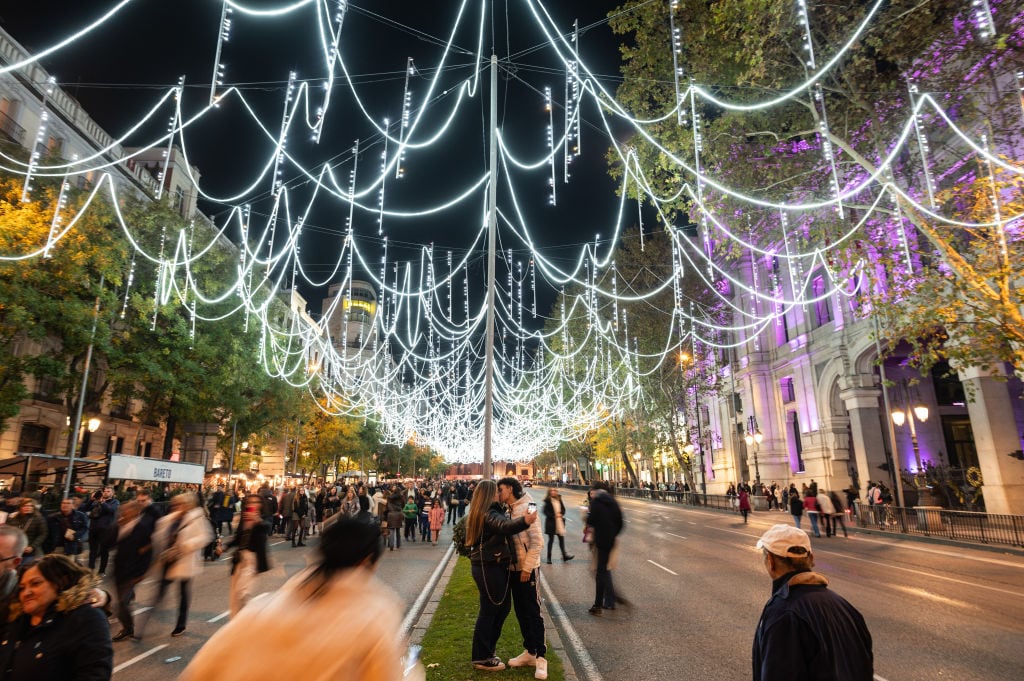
[497,477,548,680]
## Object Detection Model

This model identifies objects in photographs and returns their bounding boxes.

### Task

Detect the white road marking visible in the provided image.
[269,540,287,546]
[207,610,230,623]
[130,606,152,616]
[666,532,686,540]
[829,551,1024,599]
[647,560,678,576]
[889,584,976,610]
[401,543,455,634]
[113,644,168,673]
[539,572,604,681]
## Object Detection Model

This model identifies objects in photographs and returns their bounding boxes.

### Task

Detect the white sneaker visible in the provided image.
[508,650,537,667]
[534,657,548,680]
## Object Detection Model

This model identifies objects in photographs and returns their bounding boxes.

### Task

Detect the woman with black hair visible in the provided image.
[182,516,423,681]
[0,554,113,680]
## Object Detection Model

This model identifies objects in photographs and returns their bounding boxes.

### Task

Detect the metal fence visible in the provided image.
[555,484,1024,550]
[851,502,1024,549]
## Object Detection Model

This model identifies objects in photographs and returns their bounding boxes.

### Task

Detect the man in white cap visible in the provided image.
[753,524,873,681]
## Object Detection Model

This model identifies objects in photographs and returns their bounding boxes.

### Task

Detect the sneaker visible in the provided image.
[534,657,548,680]
[171,627,186,637]
[563,554,574,562]
[508,650,537,667]
[473,657,506,671]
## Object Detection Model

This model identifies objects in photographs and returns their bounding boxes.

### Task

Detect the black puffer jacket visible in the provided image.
[468,503,528,565]
[0,574,113,681]
[752,570,873,681]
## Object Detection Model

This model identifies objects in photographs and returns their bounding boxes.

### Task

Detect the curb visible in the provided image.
[408,548,588,681]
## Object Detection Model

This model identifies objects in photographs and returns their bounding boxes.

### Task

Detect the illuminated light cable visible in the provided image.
[973,0,996,40]
[397,57,415,178]
[378,119,389,234]
[545,85,556,205]
[21,76,56,204]
[907,81,937,210]
[156,76,185,201]
[43,156,75,259]
[210,1,233,106]
[314,0,349,143]
[669,0,686,126]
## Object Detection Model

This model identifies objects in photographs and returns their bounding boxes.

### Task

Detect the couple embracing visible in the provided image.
[463,477,548,679]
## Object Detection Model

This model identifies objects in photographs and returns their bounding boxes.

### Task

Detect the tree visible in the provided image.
[607,0,1024,376]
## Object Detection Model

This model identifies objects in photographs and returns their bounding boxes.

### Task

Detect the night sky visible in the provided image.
[1,1,633,317]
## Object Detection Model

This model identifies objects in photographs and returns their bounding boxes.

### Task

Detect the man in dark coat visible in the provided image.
[753,524,873,681]
[586,481,624,615]
[44,497,89,560]
[107,500,157,641]
[80,486,119,574]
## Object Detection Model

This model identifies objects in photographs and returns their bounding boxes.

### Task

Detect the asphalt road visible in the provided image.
[107,521,453,678]
[103,492,1024,680]
[540,487,1024,681]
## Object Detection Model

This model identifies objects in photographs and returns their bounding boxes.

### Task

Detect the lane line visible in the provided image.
[647,560,678,576]
[113,644,168,673]
[269,540,286,546]
[666,532,686,540]
[889,584,976,610]
[207,610,230,623]
[401,542,455,634]
[130,606,152,616]
[539,572,604,681]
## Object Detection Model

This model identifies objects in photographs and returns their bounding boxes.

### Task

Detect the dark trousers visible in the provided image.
[510,569,546,657]
[821,513,834,537]
[832,513,848,537]
[88,532,110,573]
[594,546,616,609]
[419,515,430,540]
[290,517,307,545]
[546,534,567,561]
[456,501,467,519]
[470,563,512,661]
[404,517,417,540]
[447,503,458,524]
[115,577,142,632]
[151,576,192,630]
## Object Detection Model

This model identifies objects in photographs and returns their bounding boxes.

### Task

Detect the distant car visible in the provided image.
[523,480,533,487]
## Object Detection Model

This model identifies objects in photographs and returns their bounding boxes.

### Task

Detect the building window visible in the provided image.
[46,136,64,158]
[17,423,49,454]
[812,276,833,326]
[780,377,795,403]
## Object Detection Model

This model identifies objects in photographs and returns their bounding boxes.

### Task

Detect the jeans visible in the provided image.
[389,527,401,549]
[546,534,568,561]
[470,563,512,661]
[88,531,111,573]
[510,569,546,657]
[419,515,430,541]
[807,512,821,537]
[832,513,848,537]
[149,576,192,631]
[793,514,802,529]
[115,577,142,633]
[594,546,616,609]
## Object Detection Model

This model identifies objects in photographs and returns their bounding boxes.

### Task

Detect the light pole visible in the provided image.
[891,384,929,504]
[744,415,763,487]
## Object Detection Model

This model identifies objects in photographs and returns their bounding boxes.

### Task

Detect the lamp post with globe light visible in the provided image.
[891,384,929,504]
[744,415,763,487]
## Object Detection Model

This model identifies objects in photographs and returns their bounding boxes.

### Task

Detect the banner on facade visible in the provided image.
[107,454,205,484]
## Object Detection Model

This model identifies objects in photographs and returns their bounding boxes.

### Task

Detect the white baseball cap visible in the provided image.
[756,524,812,557]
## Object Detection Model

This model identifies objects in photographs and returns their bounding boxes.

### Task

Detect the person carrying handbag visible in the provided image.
[462,480,536,672]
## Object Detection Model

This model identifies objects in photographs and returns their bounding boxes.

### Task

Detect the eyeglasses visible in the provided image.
[0,555,19,563]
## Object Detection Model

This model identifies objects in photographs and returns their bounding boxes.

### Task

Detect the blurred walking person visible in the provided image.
[140,493,212,638]
[586,481,625,616]
[108,500,155,642]
[81,486,118,575]
[182,516,425,681]
[227,494,270,617]
[541,488,573,564]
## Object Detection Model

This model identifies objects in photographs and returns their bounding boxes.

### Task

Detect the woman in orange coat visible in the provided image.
[428,499,445,545]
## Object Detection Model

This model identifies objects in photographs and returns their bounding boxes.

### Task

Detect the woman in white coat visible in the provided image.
[140,492,213,638]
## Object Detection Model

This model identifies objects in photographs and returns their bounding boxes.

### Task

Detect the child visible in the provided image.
[429,499,445,545]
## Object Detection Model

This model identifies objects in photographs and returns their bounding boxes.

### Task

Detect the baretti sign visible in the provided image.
[107,454,205,485]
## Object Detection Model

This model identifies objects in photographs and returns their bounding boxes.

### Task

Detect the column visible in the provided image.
[840,374,888,494]
[959,366,1024,515]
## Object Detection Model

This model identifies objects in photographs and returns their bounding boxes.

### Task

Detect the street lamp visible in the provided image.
[891,388,929,503]
[744,415,763,486]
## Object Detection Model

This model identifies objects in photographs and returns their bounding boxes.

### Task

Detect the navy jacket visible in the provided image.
[586,490,622,551]
[106,512,156,583]
[753,571,873,681]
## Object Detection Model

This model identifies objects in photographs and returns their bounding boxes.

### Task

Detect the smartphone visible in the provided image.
[527,502,537,514]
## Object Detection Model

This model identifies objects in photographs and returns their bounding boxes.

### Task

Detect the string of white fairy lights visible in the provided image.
[1,0,1021,461]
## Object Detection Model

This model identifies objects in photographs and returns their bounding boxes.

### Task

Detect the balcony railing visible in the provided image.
[0,110,26,144]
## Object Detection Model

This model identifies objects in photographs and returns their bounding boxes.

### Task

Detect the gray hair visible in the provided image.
[0,525,28,557]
